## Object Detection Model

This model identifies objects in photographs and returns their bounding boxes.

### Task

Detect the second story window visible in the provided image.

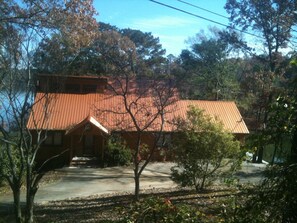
[82,85,97,93]
[65,84,80,93]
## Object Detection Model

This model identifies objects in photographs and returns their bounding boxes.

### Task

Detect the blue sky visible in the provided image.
[94,0,229,56]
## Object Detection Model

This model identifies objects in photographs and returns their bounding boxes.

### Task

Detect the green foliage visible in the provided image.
[225,0,295,72]
[267,95,296,135]
[104,135,132,167]
[177,28,241,100]
[0,143,23,180]
[33,34,107,75]
[120,28,166,76]
[119,196,202,223]
[264,95,297,163]
[246,94,297,164]
[171,106,242,191]
[33,22,167,76]
[224,164,297,223]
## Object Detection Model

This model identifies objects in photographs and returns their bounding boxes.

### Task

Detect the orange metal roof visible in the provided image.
[171,100,249,134]
[27,93,249,134]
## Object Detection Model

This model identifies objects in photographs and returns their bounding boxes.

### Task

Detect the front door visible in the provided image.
[84,135,94,156]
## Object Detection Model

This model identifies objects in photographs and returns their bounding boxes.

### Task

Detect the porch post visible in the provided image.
[69,135,73,165]
[101,136,105,161]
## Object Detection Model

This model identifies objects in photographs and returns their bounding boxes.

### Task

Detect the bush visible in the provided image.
[104,135,132,167]
[225,163,297,223]
[171,106,242,191]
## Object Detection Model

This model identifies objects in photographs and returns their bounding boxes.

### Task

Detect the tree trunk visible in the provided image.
[200,175,207,191]
[12,187,22,223]
[290,130,297,163]
[256,146,264,163]
[25,189,36,223]
[252,154,257,163]
[271,141,279,165]
[134,167,140,201]
[25,164,34,223]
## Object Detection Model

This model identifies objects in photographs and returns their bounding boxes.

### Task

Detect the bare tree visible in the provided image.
[108,77,176,200]
[0,72,55,222]
[0,1,98,222]
[96,31,177,200]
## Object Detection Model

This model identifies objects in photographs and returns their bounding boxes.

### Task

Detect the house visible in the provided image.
[27,75,249,166]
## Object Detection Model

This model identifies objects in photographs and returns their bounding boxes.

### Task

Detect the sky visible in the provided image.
[94,0,229,56]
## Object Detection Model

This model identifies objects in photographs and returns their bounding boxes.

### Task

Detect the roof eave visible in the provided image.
[65,115,109,135]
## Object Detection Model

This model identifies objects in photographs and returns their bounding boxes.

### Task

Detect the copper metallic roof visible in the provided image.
[171,100,249,134]
[27,93,249,134]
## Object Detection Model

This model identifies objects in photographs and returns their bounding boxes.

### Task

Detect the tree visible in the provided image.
[0,1,98,222]
[120,28,167,76]
[288,57,297,163]
[225,0,296,72]
[177,28,241,101]
[226,57,297,223]
[264,95,296,164]
[33,22,167,76]
[236,57,275,163]
[97,24,167,76]
[33,33,106,75]
[171,106,241,191]
[108,77,176,200]
[1,0,98,54]
[0,71,54,223]
[95,31,176,200]
[225,1,297,162]
[32,22,114,75]
[33,34,73,74]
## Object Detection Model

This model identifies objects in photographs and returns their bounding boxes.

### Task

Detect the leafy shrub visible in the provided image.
[104,135,132,167]
[171,106,242,191]
[221,164,297,223]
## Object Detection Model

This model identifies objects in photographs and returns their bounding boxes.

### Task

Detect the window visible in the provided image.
[44,131,63,146]
[48,82,60,92]
[82,85,97,93]
[156,133,171,147]
[65,84,80,93]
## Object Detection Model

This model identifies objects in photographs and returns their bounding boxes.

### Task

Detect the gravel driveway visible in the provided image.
[0,161,266,205]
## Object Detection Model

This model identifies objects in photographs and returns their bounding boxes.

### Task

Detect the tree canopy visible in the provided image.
[225,0,297,72]
[32,22,167,76]
[176,28,241,100]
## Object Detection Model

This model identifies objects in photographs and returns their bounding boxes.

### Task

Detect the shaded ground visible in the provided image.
[2,187,240,223]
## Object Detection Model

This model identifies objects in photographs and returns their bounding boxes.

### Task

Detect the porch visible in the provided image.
[65,115,109,166]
